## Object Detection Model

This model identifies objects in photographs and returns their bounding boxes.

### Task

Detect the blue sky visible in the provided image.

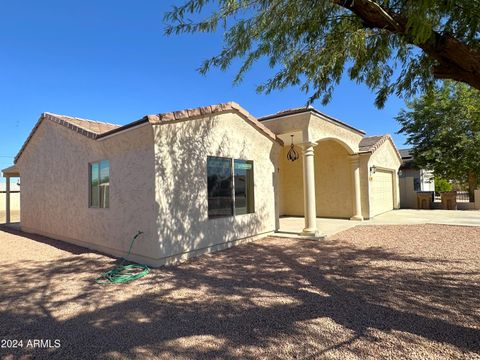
[0,0,408,180]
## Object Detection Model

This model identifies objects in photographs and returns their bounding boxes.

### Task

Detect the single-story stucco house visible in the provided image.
[2,102,401,266]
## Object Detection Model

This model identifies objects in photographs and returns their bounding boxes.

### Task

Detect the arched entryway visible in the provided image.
[314,139,355,219]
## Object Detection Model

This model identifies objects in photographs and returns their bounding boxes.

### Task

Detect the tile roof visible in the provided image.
[259,106,366,135]
[14,113,121,163]
[359,135,385,152]
[144,102,281,144]
[359,134,402,161]
[45,113,120,135]
[14,102,283,164]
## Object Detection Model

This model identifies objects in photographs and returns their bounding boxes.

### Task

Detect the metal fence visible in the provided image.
[456,191,471,202]
[433,191,472,203]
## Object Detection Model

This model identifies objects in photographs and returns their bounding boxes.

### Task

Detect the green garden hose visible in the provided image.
[95,231,150,284]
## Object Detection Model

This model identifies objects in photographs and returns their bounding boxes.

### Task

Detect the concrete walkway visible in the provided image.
[277,209,480,238]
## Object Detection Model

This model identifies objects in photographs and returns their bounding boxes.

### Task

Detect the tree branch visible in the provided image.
[334,0,480,90]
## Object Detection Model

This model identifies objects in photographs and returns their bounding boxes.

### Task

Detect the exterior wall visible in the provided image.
[153,111,281,265]
[358,153,371,219]
[16,120,160,266]
[314,140,353,218]
[400,168,435,192]
[366,140,402,217]
[278,145,304,216]
[278,140,355,218]
[399,176,417,209]
[308,113,363,153]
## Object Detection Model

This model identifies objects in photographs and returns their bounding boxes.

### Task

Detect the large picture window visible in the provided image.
[207,156,254,218]
[90,160,110,208]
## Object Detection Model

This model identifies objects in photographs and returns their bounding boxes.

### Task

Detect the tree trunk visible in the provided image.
[334,0,480,91]
[467,170,477,202]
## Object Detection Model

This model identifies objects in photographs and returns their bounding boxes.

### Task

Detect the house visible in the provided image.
[399,149,435,191]
[398,148,435,208]
[2,102,401,266]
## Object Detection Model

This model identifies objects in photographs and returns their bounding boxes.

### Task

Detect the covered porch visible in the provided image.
[261,109,367,238]
[1,165,20,225]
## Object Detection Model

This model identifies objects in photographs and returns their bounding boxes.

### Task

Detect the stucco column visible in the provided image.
[350,155,363,221]
[5,176,10,224]
[300,142,319,236]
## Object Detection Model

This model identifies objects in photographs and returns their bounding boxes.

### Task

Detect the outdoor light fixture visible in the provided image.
[369,165,377,176]
[286,135,299,162]
[398,169,403,177]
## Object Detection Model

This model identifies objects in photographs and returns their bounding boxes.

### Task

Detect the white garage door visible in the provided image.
[370,169,394,217]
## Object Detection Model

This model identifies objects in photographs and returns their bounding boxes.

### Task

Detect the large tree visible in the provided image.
[165,0,480,107]
[396,81,480,201]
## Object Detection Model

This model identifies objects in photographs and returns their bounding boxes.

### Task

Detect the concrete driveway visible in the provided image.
[278,209,480,237]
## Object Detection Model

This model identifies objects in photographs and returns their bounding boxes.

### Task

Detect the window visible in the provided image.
[207,156,254,218]
[413,177,421,192]
[234,160,254,215]
[207,157,233,218]
[90,160,110,208]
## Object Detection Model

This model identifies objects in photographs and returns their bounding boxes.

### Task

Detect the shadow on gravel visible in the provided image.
[0,231,479,359]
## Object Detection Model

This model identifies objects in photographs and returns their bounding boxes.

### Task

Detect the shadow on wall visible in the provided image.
[152,114,279,263]
[0,229,478,359]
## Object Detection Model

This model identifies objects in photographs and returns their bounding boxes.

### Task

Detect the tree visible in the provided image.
[434,177,452,194]
[165,0,480,107]
[396,81,480,201]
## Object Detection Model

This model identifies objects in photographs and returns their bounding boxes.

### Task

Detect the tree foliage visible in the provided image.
[434,177,453,193]
[165,0,480,107]
[396,81,480,199]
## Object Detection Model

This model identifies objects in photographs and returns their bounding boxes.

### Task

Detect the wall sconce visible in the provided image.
[286,135,299,162]
[398,169,403,177]
[369,165,377,176]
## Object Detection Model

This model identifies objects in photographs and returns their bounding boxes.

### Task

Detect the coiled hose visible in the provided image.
[95,231,150,284]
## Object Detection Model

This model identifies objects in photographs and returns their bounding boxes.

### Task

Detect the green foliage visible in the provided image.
[164,0,480,107]
[396,81,480,184]
[434,177,453,193]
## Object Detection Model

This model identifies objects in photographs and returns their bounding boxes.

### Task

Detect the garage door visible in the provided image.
[370,169,394,217]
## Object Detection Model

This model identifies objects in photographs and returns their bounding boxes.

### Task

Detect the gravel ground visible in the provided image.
[0,224,479,359]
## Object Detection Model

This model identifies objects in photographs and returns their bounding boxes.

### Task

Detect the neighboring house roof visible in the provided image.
[398,148,417,170]
[14,102,282,164]
[399,148,413,159]
[359,135,402,161]
[259,106,366,135]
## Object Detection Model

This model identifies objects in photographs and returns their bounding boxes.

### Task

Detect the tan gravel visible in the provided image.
[0,224,479,359]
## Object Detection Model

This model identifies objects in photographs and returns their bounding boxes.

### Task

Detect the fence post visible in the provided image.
[475,189,480,210]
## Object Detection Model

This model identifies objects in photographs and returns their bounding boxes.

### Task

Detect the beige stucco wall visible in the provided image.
[278,140,355,218]
[16,120,160,265]
[308,113,363,153]
[315,140,354,218]
[153,111,281,264]
[278,145,304,216]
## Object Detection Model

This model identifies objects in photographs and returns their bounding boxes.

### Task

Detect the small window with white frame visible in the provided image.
[89,160,110,208]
